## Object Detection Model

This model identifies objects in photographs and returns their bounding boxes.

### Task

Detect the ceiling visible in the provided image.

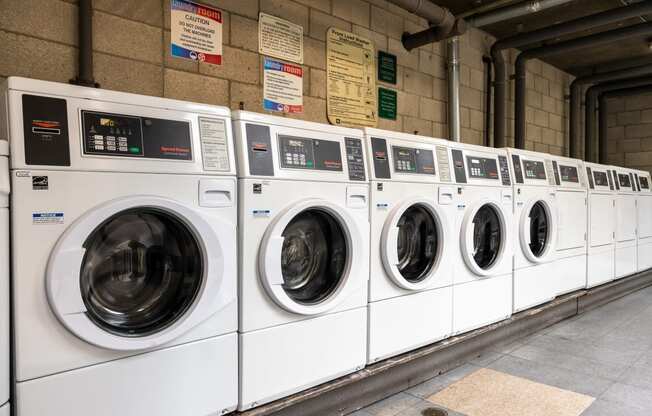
[431,0,652,75]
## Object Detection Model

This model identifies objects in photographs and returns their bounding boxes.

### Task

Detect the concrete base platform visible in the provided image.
[238,270,652,416]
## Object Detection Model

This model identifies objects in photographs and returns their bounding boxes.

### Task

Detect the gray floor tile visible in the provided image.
[468,350,504,367]
[618,365,652,390]
[349,410,375,416]
[581,398,650,416]
[600,382,652,411]
[364,392,422,416]
[488,354,614,397]
[404,364,480,399]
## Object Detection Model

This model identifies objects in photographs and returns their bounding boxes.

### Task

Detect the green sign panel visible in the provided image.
[378,87,397,120]
[378,51,397,84]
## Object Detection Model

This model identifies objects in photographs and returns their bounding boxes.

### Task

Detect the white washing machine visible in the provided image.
[364,128,453,363]
[584,162,617,287]
[612,166,639,278]
[547,155,587,296]
[2,78,238,416]
[233,112,369,410]
[0,143,8,416]
[506,148,558,312]
[449,142,513,335]
[635,169,652,271]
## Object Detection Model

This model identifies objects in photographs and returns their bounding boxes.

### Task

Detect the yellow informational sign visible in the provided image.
[326,27,378,128]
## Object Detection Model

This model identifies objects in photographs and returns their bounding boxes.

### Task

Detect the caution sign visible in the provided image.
[170,0,223,65]
[326,27,377,128]
[263,57,303,114]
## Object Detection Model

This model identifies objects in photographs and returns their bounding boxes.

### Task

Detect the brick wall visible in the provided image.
[606,94,652,173]
[0,0,572,152]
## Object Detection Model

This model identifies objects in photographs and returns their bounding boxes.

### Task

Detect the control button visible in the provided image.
[107,145,116,151]
[95,145,104,151]
[118,137,128,143]
[93,134,103,141]
[119,146,128,152]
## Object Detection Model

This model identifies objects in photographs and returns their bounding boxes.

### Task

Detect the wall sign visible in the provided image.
[263,57,303,114]
[326,27,377,128]
[259,13,304,64]
[378,88,397,120]
[170,0,223,65]
[378,51,397,84]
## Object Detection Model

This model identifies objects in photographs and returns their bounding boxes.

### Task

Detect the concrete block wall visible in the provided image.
[0,0,572,151]
[606,94,652,173]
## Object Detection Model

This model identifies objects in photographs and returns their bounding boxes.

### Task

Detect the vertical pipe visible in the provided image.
[569,81,581,158]
[482,56,493,147]
[491,45,506,147]
[515,55,527,149]
[70,0,97,87]
[585,87,598,162]
[448,37,461,142]
[598,94,609,164]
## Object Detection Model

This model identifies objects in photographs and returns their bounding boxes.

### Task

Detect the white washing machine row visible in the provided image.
[2,77,239,416]
[612,166,640,279]
[584,162,618,288]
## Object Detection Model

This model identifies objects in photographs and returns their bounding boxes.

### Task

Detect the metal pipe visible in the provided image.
[402,18,466,50]
[467,0,574,28]
[448,37,461,142]
[491,1,652,148]
[515,22,652,149]
[70,0,97,87]
[598,94,608,164]
[569,62,652,158]
[483,56,493,147]
[585,75,652,161]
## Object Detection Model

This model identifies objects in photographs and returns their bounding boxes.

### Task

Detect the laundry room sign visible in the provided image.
[170,0,223,65]
[263,57,303,114]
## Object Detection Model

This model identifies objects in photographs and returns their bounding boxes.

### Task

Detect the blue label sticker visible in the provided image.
[32,212,64,224]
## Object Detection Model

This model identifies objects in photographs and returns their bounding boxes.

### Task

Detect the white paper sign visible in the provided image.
[263,57,303,114]
[199,117,230,171]
[259,12,304,64]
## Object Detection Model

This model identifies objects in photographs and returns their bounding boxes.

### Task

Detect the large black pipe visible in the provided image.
[482,56,493,147]
[402,18,466,50]
[585,75,652,162]
[490,1,652,148]
[569,63,652,158]
[70,0,97,87]
[515,22,652,150]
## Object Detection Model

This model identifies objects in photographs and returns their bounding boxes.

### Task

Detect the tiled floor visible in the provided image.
[351,285,652,416]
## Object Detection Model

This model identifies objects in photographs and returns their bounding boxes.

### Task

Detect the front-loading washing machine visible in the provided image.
[449,142,513,335]
[634,169,652,271]
[612,166,639,279]
[0,143,8,416]
[233,112,369,410]
[2,77,238,416]
[506,148,558,312]
[584,162,617,287]
[547,155,587,296]
[364,128,454,363]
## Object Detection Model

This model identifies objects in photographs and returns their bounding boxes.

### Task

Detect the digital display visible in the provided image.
[593,171,608,187]
[523,160,546,180]
[619,173,631,188]
[559,165,579,183]
[278,135,342,171]
[641,176,650,189]
[392,146,435,175]
[466,156,499,180]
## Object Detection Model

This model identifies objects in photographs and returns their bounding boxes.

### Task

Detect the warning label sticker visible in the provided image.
[32,212,64,225]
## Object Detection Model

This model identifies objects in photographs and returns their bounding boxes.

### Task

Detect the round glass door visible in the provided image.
[280,208,347,305]
[528,201,549,257]
[395,204,438,283]
[80,208,203,337]
[472,204,502,269]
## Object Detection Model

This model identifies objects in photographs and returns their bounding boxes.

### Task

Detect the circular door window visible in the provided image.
[79,208,203,337]
[280,209,347,305]
[396,204,438,283]
[528,201,549,257]
[472,204,502,269]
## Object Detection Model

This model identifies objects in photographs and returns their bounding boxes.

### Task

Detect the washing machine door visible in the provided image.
[519,197,557,263]
[381,198,447,290]
[259,199,365,315]
[46,196,233,351]
[461,200,507,276]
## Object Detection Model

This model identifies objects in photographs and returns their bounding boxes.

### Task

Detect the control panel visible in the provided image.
[345,137,366,181]
[498,155,511,186]
[511,155,524,184]
[607,169,614,190]
[81,111,193,161]
[466,156,499,180]
[436,146,452,182]
[630,173,637,191]
[278,136,342,171]
[22,94,71,166]
[586,167,594,189]
[523,160,546,180]
[634,173,641,192]
[618,173,631,189]
[451,149,466,183]
[641,176,650,190]
[545,160,556,186]
[371,137,391,179]
[594,170,608,187]
[552,161,561,185]
[559,165,579,183]
[613,170,620,190]
[392,146,435,175]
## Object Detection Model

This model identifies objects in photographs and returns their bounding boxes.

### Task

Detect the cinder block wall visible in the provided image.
[606,95,652,173]
[0,0,571,153]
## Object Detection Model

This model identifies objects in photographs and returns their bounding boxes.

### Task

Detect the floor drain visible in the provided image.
[421,408,449,416]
